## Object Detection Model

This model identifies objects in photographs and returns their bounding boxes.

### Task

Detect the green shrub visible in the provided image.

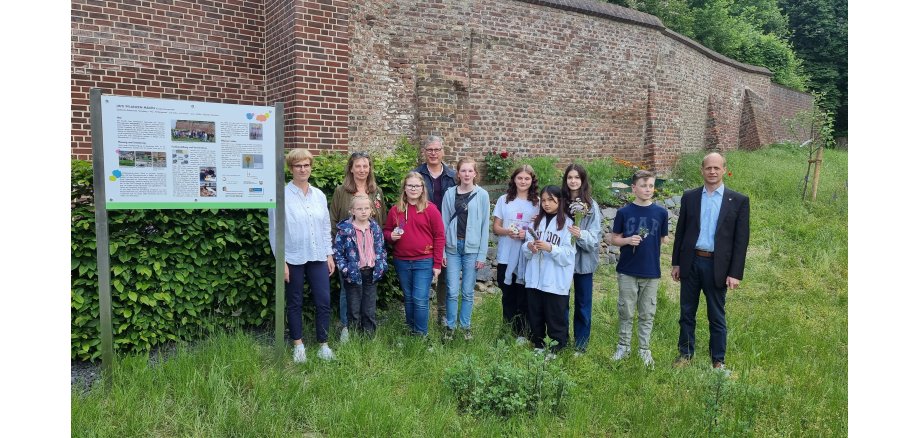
[71,139,419,361]
[576,158,617,207]
[483,149,516,184]
[444,340,574,418]
[515,156,561,190]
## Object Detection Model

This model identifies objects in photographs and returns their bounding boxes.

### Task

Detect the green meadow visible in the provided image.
[72,144,847,437]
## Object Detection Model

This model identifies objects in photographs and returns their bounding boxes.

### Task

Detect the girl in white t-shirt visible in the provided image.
[492,165,540,344]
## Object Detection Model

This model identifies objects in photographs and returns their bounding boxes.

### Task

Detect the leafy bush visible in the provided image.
[71,139,420,361]
[444,340,574,418]
[515,156,561,190]
[483,149,516,184]
[576,158,617,207]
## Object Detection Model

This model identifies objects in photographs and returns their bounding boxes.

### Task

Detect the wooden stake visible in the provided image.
[810,146,824,201]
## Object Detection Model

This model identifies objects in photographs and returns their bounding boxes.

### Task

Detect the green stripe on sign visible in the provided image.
[106,202,275,210]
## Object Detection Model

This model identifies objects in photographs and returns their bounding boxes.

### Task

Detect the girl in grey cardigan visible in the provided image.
[562,163,603,354]
[441,158,491,340]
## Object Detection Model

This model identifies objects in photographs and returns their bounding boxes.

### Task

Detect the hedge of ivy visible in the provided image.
[72,139,419,360]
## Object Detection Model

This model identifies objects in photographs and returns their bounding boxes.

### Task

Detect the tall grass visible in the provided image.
[73,144,847,436]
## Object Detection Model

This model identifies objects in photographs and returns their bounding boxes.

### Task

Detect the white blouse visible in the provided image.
[268,182,333,265]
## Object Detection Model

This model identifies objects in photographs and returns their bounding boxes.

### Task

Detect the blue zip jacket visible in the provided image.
[333,218,387,285]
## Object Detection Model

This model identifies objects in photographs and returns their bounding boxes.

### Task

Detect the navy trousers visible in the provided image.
[677,255,727,363]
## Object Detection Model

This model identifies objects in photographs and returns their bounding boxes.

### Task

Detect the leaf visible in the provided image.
[127,291,138,302]
[113,279,124,293]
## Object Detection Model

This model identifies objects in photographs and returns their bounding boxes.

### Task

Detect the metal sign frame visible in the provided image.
[89,89,287,381]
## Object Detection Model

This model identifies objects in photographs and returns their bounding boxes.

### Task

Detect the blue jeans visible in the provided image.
[571,273,593,351]
[394,257,434,335]
[678,255,727,362]
[446,240,477,330]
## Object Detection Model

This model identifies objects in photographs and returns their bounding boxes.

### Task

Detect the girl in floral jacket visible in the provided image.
[333,196,387,335]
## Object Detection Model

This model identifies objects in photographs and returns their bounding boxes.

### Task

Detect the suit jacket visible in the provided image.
[671,186,750,286]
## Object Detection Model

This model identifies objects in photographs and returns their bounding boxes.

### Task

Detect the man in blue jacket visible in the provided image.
[415,135,456,327]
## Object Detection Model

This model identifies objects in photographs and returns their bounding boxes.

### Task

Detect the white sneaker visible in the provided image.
[534,348,545,356]
[292,344,306,363]
[317,344,335,361]
[612,344,631,361]
[515,336,528,347]
[639,349,655,367]
[340,327,350,344]
[545,352,557,361]
[573,351,583,358]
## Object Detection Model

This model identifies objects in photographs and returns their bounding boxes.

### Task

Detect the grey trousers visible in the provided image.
[616,273,659,350]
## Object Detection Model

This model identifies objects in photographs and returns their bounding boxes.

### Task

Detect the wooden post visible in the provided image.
[810,145,824,201]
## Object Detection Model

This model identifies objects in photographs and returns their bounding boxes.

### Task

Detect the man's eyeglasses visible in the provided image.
[405,184,423,189]
[425,148,442,153]
[291,164,310,170]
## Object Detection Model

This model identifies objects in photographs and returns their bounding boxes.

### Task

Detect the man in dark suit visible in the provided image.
[671,152,750,372]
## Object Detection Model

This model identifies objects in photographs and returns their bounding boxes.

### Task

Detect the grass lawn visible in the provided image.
[72,144,847,437]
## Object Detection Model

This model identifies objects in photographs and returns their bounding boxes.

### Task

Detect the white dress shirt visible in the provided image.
[268,182,333,265]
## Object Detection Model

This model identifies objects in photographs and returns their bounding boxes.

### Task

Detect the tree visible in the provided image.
[604,0,810,92]
[777,0,847,135]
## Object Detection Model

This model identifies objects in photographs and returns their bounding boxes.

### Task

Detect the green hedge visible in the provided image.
[71,139,419,361]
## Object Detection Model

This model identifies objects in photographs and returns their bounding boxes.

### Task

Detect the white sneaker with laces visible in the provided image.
[545,352,557,361]
[515,336,528,347]
[317,344,335,361]
[533,348,545,355]
[639,349,655,367]
[292,344,306,363]
[340,327,350,344]
[612,344,631,361]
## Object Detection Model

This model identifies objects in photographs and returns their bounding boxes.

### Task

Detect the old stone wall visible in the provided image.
[347,0,813,171]
[72,0,814,172]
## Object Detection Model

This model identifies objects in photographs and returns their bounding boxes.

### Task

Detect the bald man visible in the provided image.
[671,152,750,372]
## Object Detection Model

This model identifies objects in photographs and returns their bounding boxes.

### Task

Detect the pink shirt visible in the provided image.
[353,223,376,269]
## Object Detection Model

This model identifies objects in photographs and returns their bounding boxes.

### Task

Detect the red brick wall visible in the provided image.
[71,0,267,160]
[72,0,350,158]
[768,82,818,145]
[347,0,814,172]
[72,0,813,172]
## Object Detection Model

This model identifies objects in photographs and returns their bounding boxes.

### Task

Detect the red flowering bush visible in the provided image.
[484,148,514,183]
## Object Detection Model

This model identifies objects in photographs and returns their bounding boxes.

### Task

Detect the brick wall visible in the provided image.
[72,0,814,172]
[347,0,814,172]
[768,82,819,146]
[71,0,350,158]
[71,0,266,160]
